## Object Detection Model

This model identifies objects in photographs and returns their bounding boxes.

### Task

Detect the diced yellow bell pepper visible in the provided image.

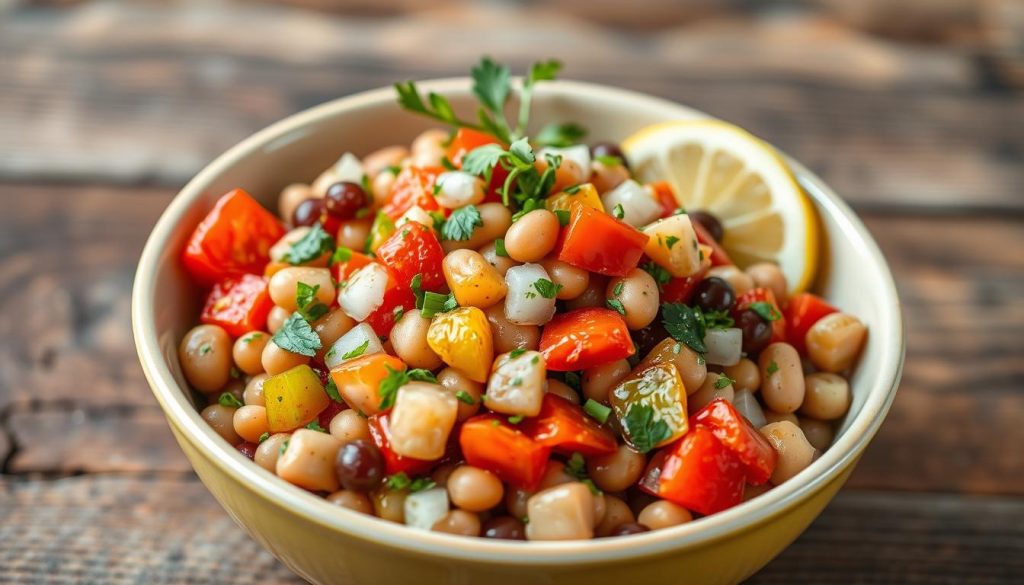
[641,214,701,278]
[426,307,493,382]
[442,249,507,309]
[366,210,396,253]
[545,183,605,214]
[609,363,688,451]
[328,353,407,416]
[264,364,331,432]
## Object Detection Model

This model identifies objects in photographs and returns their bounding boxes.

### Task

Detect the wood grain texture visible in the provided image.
[1,2,1022,211]
[2,475,1021,584]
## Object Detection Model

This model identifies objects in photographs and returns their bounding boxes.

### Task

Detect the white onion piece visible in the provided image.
[704,328,742,366]
[397,204,434,228]
[733,389,767,429]
[332,152,365,184]
[504,264,557,326]
[434,171,485,209]
[600,180,662,227]
[403,488,450,531]
[337,263,388,322]
[539,145,591,178]
[389,382,458,460]
[324,323,383,369]
[485,351,547,417]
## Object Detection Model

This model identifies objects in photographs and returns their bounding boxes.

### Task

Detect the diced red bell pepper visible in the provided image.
[690,398,777,485]
[363,264,417,337]
[332,249,374,284]
[199,274,274,337]
[460,414,551,490]
[556,200,649,277]
[649,181,679,218]
[374,221,446,291]
[783,293,838,354]
[367,413,436,477]
[235,441,258,460]
[659,254,712,304]
[658,425,746,515]
[521,394,618,457]
[182,188,286,286]
[691,220,732,267]
[539,307,635,371]
[381,166,443,220]
[637,448,669,496]
[447,128,509,202]
[735,287,786,343]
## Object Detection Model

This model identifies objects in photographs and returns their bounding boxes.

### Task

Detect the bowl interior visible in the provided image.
[133,79,903,563]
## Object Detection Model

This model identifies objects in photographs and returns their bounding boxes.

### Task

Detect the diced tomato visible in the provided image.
[637,448,668,496]
[649,181,679,218]
[658,426,746,515]
[556,200,649,277]
[199,274,273,337]
[182,188,286,286]
[735,287,786,343]
[332,250,374,284]
[363,265,417,337]
[374,221,446,291]
[659,254,712,304]
[460,415,551,490]
[381,166,443,220]
[540,308,635,371]
[521,394,617,457]
[235,441,258,460]
[691,220,732,267]
[783,293,838,354]
[367,413,435,477]
[690,398,777,485]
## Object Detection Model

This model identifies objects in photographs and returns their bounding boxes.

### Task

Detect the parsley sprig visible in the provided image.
[621,404,671,454]
[378,366,439,410]
[661,303,735,355]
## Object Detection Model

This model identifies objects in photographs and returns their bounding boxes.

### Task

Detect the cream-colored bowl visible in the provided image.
[132,79,903,585]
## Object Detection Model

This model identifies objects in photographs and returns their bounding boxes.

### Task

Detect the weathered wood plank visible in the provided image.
[1,475,1021,583]
[0,3,1021,210]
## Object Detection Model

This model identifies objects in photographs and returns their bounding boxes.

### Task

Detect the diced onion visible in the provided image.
[504,264,557,326]
[403,488,450,531]
[434,171,485,209]
[337,263,387,322]
[539,145,591,178]
[600,180,662,227]
[324,323,384,369]
[333,152,365,184]
[704,328,742,366]
[397,205,434,227]
[733,389,767,428]
[485,351,547,417]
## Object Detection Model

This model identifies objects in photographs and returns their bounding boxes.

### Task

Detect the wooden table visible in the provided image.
[2,1,1022,583]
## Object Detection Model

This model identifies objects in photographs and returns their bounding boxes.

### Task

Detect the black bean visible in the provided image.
[689,210,724,242]
[692,277,736,313]
[737,309,772,354]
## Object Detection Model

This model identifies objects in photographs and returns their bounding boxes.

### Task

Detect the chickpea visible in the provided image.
[595,496,636,537]
[483,302,540,355]
[591,493,607,527]
[546,379,580,405]
[243,373,268,406]
[799,417,835,451]
[329,409,371,443]
[723,358,760,393]
[436,367,483,421]
[371,487,408,523]
[505,487,531,519]
[362,145,409,178]
[479,241,519,276]
[279,184,313,224]
[759,421,816,484]
[327,489,374,514]
[269,267,334,312]
[539,461,576,490]
[311,168,338,198]
[591,160,630,194]
[801,372,851,420]
[587,444,646,493]
[504,210,560,263]
[232,331,269,376]
[606,268,659,330]
[582,359,631,404]
[706,265,754,297]
[564,275,609,311]
[432,510,482,537]
[410,128,448,167]
[336,219,372,251]
[313,309,356,362]
[201,404,241,444]
[254,433,290,472]
[764,411,799,426]
[267,305,290,334]
[638,500,693,530]
[806,313,867,373]
[261,340,310,376]
[539,258,589,300]
[231,405,269,443]
[389,312,443,370]
[276,429,343,492]
[441,203,512,253]
[447,466,505,512]
[179,325,233,393]
[746,262,788,303]
[638,338,708,396]
[525,482,595,541]
[689,373,735,414]
[758,342,805,414]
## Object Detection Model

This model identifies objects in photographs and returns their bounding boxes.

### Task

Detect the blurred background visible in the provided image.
[1,1,1022,583]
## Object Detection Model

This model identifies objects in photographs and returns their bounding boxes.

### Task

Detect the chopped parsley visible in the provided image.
[271,312,322,357]
[533,278,563,299]
[324,378,342,403]
[440,204,484,241]
[410,273,424,309]
[665,235,680,249]
[662,302,734,355]
[622,403,671,454]
[595,154,623,167]
[242,332,263,344]
[563,371,582,391]
[714,374,735,389]
[749,301,782,322]
[455,391,476,405]
[198,343,212,356]
[279,439,289,456]
[507,415,524,424]
[296,282,329,322]
[613,281,625,297]
[612,203,625,219]
[257,432,270,444]
[218,393,243,408]
[606,298,626,316]
[305,420,327,433]
[554,209,570,226]
[341,340,370,360]
[563,184,582,194]
[509,348,527,359]
[767,360,780,375]
[285,223,335,265]
[378,366,439,410]
[494,238,509,257]
[641,261,672,289]
[330,246,353,266]
[565,452,602,495]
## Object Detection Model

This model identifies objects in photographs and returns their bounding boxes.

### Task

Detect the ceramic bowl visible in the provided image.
[132,79,904,585]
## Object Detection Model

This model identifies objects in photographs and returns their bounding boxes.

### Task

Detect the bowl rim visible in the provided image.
[132,78,904,565]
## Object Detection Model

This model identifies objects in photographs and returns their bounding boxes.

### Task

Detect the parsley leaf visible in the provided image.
[662,303,707,354]
[715,374,735,389]
[494,238,509,257]
[258,432,270,444]
[703,309,735,330]
[535,122,587,147]
[749,301,782,322]
[594,154,623,167]
[410,273,424,309]
[305,420,327,433]
[455,390,476,405]
[554,209,570,226]
[641,261,672,289]
[410,477,437,492]
[533,278,563,299]
[665,235,680,249]
[507,415,524,424]
[330,246,353,266]
[341,340,370,360]
[378,366,439,410]
[767,361,779,375]
[461,143,506,178]
[324,378,342,403]
[612,203,625,219]
[394,81,482,132]
[271,312,322,357]
[218,393,243,408]
[286,223,335,265]
[472,57,512,120]
[606,298,626,316]
[441,204,484,241]
[386,472,411,490]
[622,403,672,454]
[296,282,329,322]
[509,347,527,359]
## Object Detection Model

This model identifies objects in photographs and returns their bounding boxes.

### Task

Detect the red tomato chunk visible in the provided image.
[199,274,274,337]
[690,398,777,485]
[375,221,446,291]
[540,307,635,371]
[521,394,618,457]
[658,425,746,515]
[460,415,550,491]
[556,200,649,277]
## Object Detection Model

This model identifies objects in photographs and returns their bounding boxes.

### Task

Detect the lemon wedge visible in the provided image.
[622,120,818,294]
